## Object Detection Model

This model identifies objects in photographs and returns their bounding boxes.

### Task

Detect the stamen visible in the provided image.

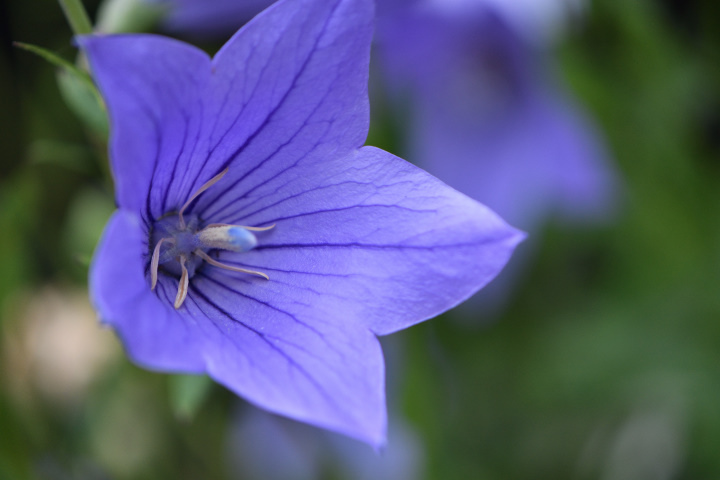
[178,167,229,229]
[197,225,258,252]
[195,249,269,280]
[150,166,275,308]
[174,255,190,309]
[204,223,276,232]
[151,237,175,290]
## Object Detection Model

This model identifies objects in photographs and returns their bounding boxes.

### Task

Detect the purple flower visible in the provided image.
[377,1,617,233]
[228,407,423,480]
[228,338,422,479]
[83,0,522,447]
[156,0,275,37]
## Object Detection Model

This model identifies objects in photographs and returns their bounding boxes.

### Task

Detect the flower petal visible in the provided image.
[185,270,387,446]
[228,406,423,480]
[377,8,617,231]
[91,211,387,446]
[190,0,373,219]
[84,0,523,448]
[206,146,524,336]
[78,35,211,221]
[162,0,273,37]
[413,90,615,231]
[82,0,373,226]
[89,210,206,372]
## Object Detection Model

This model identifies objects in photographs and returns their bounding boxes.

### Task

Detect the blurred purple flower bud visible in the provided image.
[377,1,618,233]
[228,406,424,480]
[151,0,274,37]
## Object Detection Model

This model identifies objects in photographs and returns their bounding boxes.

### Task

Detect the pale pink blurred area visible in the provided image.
[2,286,121,408]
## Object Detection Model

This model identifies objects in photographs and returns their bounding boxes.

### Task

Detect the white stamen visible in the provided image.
[178,167,229,229]
[204,223,276,232]
[150,166,275,308]
[197,225,258,252]
[174,255,190,309]
[195,249,269,280]
[151,237,175,290]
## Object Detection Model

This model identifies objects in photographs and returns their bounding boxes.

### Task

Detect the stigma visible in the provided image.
[149,168,272,309]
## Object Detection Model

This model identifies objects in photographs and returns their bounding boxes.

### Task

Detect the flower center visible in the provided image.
[149,168,272,309]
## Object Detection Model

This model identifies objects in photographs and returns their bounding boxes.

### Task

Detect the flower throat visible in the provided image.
[150,168,272,309]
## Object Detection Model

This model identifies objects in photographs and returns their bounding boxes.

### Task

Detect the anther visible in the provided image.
[151,237,175,290]
[204,223,276,232]
[174,255,190,309]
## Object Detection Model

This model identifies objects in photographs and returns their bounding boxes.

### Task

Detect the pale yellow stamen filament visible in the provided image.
[174,255,190,309]
[194,249,270,280]
[203,223,276,232]
[178,167,230,229]
[151,237,175,290]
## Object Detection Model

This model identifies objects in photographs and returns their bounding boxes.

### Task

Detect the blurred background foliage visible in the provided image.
[1,0,720,479]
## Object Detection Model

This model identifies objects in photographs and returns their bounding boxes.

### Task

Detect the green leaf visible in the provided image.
[15,42,108,138]
[13,42,89,80]
[57,68,108,138]
[96,0,168,34]
[169,375,214,421]
[62,187,116,278]
[26,139,95,173]
[58,0,93,36]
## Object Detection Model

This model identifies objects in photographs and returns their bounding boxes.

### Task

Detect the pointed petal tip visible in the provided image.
[509,224,529,246]
[74,32,114,49]
[213,376,388,449]
[73,34,103,56]
[482,204,528,253]
[329,416,388,451]
[356,414,388,451]
[371,432,389,453]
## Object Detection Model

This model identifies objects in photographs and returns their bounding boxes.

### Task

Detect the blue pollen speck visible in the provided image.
[227,227,258,252]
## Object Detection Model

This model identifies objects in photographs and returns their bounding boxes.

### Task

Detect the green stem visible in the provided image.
[58,0,93,36]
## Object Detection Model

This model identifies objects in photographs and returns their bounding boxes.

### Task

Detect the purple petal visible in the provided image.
[92,210,388,446]
[184,272,387,446]
[413,90,615,230]
[228,407,423,480]
[81,0,372,224]
[89,210,206,372]
[192,0,372,218]
[228,407,323,480]
[204,146,524,336]
[78,35,210,222]
[160,0,274,37]
[85,0,524,447]
[329,417,424,480]
[377,6,617,231]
